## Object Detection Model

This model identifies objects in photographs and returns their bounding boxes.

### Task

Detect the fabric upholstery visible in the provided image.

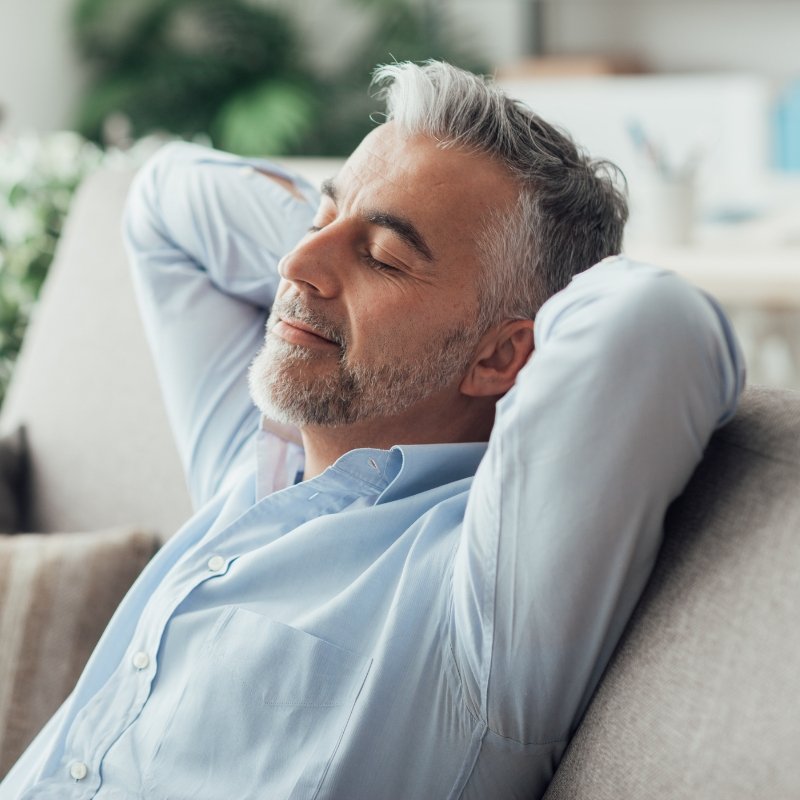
[0,527,160,777]
[543,385,800,799]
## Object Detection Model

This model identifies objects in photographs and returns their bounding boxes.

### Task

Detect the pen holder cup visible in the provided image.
[638,174,696,247]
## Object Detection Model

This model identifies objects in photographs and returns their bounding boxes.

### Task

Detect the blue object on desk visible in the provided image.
[774,81,800,172]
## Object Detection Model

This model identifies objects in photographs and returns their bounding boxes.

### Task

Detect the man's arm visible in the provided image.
[451,256,745,745]
[123,142,317,507]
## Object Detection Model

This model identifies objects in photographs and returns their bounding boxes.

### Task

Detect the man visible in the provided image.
[2,61,743,799]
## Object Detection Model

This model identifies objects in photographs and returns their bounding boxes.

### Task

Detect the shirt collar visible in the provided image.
[256,415,488,501]
[376,442,487,503]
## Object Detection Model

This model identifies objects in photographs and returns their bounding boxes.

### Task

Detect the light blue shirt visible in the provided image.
[1,142,745,800]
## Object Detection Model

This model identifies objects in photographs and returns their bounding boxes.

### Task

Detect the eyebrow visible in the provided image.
[320,178,337,202]
[320,178,436,264]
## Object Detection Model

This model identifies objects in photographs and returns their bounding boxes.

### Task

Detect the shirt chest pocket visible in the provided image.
[144,607,372,800]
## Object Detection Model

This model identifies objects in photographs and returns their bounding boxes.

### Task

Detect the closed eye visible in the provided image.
[307,224,401,273]
[362,252,399,273]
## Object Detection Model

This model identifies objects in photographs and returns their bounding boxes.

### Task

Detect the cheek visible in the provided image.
[344,275,478,356]
[347,303,439,362]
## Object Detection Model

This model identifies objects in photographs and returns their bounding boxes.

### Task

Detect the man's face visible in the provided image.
[249,122,518,429]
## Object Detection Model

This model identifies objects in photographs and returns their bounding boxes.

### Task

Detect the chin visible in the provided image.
[248,343,305,424]
[247,341,352,427]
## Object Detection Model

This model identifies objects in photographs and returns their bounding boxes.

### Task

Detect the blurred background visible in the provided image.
[1,0,800,401]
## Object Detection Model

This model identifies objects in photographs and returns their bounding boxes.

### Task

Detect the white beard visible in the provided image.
[248,301,479,428]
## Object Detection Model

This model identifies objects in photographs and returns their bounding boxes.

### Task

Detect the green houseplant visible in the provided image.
[73,0,485,156]
[73,0,318,156]
[0,133,103,402]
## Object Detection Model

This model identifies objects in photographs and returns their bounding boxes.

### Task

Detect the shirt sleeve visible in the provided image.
[451,256,745,745]
[122,142,318,507]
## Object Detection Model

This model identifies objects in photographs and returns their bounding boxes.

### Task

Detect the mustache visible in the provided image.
[268,296,347,348]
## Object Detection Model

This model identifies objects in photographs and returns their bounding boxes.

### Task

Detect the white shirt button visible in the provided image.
[132,651,150,670]
[207,555,225,572]
[239,165,256,178]
[69,761,88,780]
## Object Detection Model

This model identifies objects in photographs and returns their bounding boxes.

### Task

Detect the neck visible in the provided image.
[300,395,495,479]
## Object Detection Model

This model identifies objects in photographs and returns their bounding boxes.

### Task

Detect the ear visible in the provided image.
[460,319,534,399]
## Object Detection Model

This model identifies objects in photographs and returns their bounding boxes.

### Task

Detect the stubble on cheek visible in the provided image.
[248,313,480,429]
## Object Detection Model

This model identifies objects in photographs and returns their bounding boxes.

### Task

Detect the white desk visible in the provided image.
[626,235,800,388]
[625,242,800,309]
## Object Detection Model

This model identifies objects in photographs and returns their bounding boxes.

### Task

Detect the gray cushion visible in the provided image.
[544,385,800,799]
[0,527,160,777]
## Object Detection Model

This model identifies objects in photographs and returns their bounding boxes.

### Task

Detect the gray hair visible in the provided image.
[371,61,629,329]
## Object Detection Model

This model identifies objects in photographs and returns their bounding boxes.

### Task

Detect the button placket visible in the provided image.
[69,761,88,781]
[207,554,226,572]
[132,651,150,670]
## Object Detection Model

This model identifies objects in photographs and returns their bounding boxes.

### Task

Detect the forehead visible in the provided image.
[335,122,518,263]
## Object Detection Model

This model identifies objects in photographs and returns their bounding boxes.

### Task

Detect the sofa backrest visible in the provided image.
[544,385,800,799]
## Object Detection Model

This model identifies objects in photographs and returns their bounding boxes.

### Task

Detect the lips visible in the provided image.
[285,318,335,341]
[272,318,341,349]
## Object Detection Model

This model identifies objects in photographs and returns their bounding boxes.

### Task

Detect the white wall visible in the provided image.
[446,0,534,67]
[543,0,800,81]
[0,0,85,133]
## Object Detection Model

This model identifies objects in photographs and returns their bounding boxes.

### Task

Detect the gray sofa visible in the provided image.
[1,165,798,797]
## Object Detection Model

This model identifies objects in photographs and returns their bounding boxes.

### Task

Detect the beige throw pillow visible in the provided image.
[0,527,160,777]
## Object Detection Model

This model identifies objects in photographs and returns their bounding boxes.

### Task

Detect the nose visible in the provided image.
[278,226,343,299]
